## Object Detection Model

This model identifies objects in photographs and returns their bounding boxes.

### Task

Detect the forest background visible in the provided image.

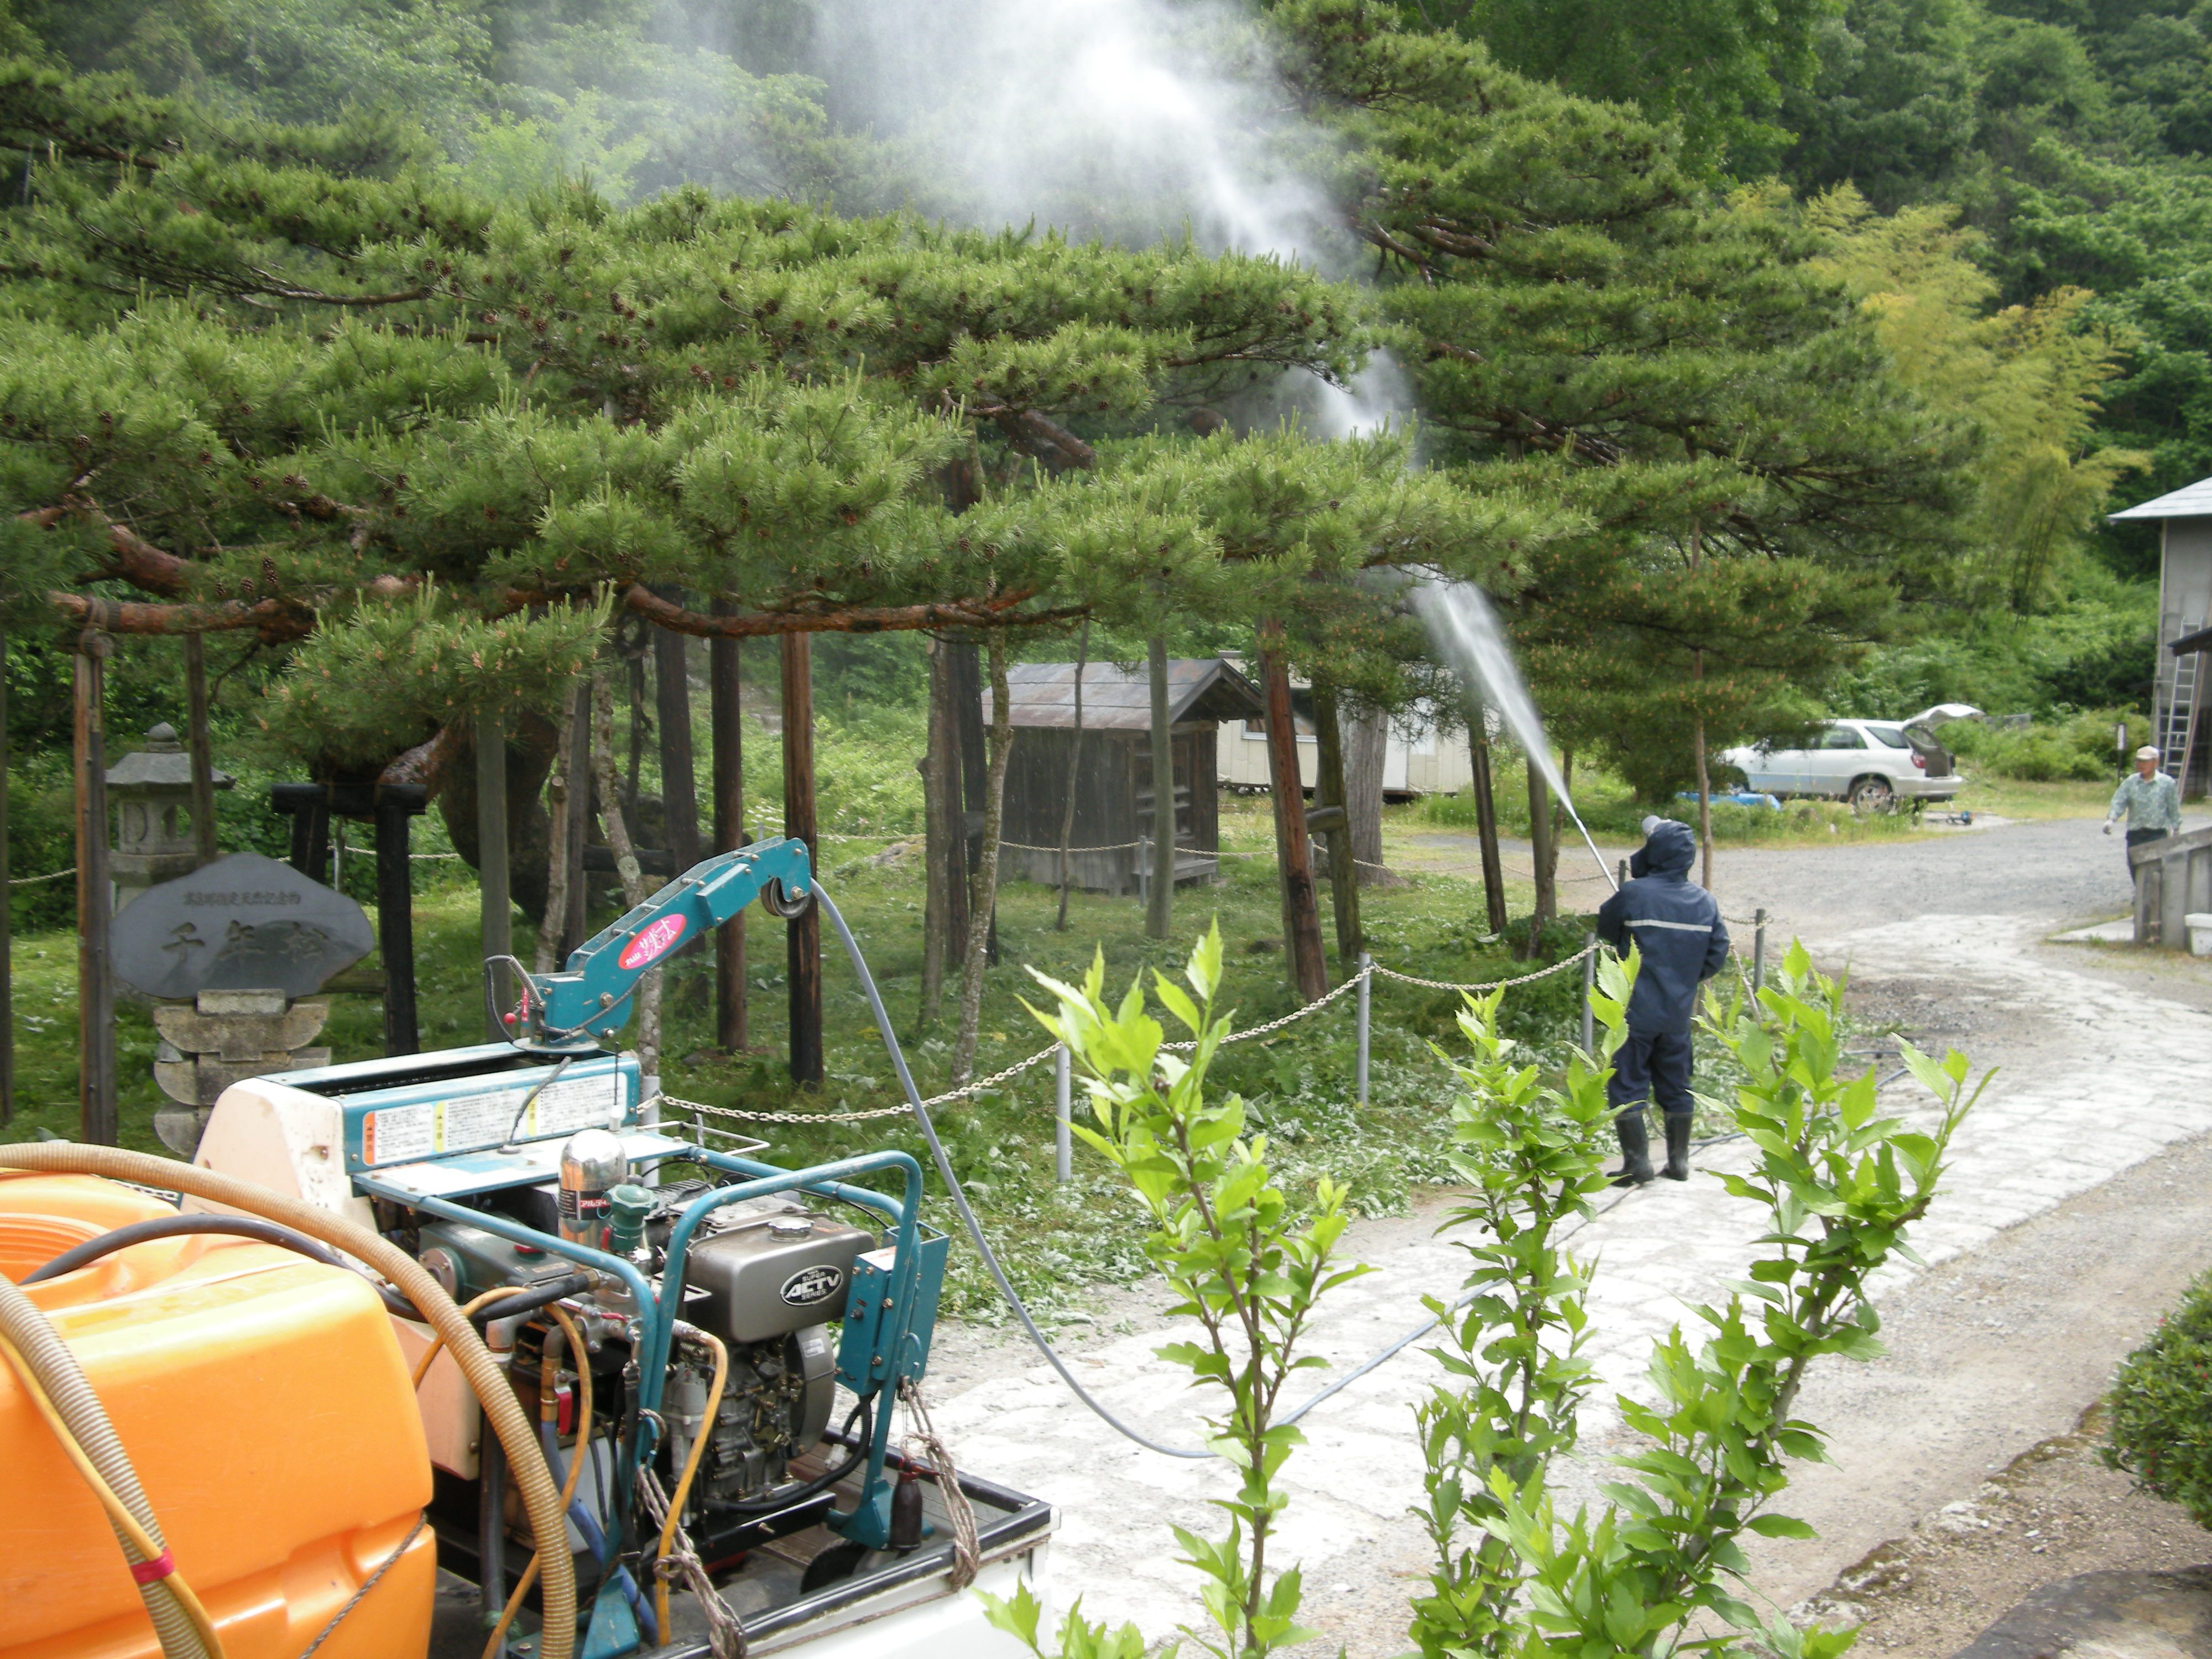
[0,0,2195,1262]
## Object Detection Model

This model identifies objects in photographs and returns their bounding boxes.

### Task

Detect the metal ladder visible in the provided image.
[2164,618,2203,787]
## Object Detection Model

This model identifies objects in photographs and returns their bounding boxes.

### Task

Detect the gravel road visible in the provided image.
[926,811,2212,1656]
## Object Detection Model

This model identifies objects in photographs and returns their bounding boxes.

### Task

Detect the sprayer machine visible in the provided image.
[0,838,1050,1659]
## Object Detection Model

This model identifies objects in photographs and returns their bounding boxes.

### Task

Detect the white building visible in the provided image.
[1211,662,1477,798]
[2111,478,2212,794]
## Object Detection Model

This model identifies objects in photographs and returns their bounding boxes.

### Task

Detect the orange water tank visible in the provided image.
[0,1173,434,1658]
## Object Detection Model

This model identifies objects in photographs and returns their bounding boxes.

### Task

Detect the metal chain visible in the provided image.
[1368,940,1599,993]
[639,1466,747,1658]
[659,948,1591,1125]
[897,1376,982,1589]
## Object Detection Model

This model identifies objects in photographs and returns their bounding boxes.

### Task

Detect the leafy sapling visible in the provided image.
[982,922,1370,1659]
[1518,943,1986,1658]
[1409,953,1633,1657]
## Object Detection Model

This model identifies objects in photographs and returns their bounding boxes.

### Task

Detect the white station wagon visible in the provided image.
[1718,719,1960,812]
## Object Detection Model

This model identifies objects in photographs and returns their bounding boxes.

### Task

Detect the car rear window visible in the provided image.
[1863,726,1910,749]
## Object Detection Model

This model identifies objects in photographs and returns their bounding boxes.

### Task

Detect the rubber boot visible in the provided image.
[1662,1115,1692,1182]
[1609,1110,1655,1187]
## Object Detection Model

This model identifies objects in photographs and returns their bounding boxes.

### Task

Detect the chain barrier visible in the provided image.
[656,940,1600,1128]
[7,866,75,886]
[1368,941,1600,993]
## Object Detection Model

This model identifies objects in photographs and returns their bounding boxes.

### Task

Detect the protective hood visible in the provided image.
[1629,818,1697,879]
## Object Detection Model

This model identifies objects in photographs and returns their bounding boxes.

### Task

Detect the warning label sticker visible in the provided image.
[358,1071,624,1165]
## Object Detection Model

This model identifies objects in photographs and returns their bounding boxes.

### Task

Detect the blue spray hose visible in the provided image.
[811,881,1212,1460]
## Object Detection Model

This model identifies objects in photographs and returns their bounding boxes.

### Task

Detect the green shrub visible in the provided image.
[1941,707,2146,782]
[2105,1270,2212,1527]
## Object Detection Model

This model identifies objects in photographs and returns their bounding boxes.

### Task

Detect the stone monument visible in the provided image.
[109,851,374,1155]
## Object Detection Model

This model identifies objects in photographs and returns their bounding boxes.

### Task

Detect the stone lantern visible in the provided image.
[107,723,231,910]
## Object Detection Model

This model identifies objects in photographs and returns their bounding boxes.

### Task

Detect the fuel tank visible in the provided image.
[0,1173,434,1658]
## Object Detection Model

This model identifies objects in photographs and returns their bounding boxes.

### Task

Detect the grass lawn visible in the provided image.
[3,813,1618,1317]
[1950,773,2114,821]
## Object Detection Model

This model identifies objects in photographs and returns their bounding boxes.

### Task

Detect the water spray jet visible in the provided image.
[1411,579,1618,893]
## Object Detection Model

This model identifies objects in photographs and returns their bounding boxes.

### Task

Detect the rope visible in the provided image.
[7,866,75,886]
[898,1377,982,1589]
[638,1466,746,1658]
[295,1514,427,1657]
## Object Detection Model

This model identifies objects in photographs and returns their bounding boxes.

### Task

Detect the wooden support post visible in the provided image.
[1145,634,1175,941]
[374,786,425,1056]
[709,616,747,1053]
[0,623,12,1125]
[1312,682,1361,967]
[654,614,701,873]
[781,633,822,1084]
[950,637,997,964]
[1258,625,1328,1001]
[561,681,591,959]
[183,633,218,867]
[74,633,116,1144]
[1467,723,1509,934]
[475,706,511,1040]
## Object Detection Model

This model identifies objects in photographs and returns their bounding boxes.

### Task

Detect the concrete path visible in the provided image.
[928,816,2212,1652]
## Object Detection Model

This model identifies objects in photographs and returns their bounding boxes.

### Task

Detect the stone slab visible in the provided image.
[109,852,372,1000]
[152,999,329,1061]
[153,1048,332,1107]
[1955,1567,2212,1658]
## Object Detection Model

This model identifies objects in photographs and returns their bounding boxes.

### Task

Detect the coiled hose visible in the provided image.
[0,1274,218,1657]
[0,1141,577,1659]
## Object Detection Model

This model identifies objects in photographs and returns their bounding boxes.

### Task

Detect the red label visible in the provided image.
[618,914,687,971]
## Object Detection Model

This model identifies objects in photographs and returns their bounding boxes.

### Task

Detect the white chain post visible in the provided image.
[1355,953,1371,1107]
[1752,906,1768,995]
[1054,1042,1072,1185]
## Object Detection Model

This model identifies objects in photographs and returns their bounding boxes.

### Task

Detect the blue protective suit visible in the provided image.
[1594,819,1730,1036]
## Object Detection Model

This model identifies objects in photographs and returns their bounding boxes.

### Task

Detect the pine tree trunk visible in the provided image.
[1525,753,1556,954]
[1342,701,1390,886]
[184,633,218,866]
[1056,620,1089,931]
[1145,633,1175,941]
[1467,721,1509,933]
[655,614,701,873]
[560,682,591,961]
[1259,624,1329,1001]
[536,688,575,976]
[591,670,661,1089]
[951,633,1014,1084]
[624,644,648,820]
[1312,683,1361,967]
[709,614,747,1053]
[1694,660,1714,892]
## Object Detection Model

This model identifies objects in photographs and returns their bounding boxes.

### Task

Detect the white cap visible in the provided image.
[2137,745,2162,761]
[1640,815,1664,836]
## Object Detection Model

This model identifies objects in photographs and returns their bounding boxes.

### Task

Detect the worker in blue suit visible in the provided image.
[1594,817,1731,1185]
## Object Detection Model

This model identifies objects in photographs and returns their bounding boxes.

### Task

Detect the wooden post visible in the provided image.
[781,632,822,1084]
[1055,621,1089,932]
[951,637,997,964]
[0,623,12,1125]
[709,617,747,1053]
[1467,723,1509,933]
[374,786,424,1056]
[654,614,701,873]
[561,681,591,959]
[74,632,116,1144]
[920,638,963,1026]
[1312,682,1361,967]
[183,633,218,867]
[1258,625,1328,1001]
[475,706,512,1040]
[1145,634,1175,940]
[1526,757,1557,951]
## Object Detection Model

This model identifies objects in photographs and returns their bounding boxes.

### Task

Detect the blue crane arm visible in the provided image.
[517,837,812,1050]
